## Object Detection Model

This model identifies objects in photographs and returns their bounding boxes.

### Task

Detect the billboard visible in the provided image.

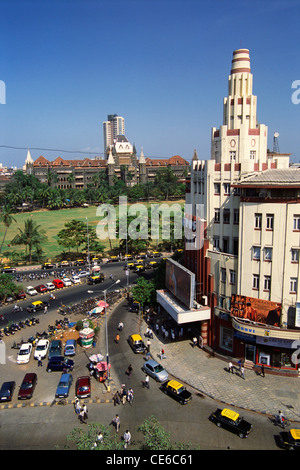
[165,259,195,309]
[230,294,281,327]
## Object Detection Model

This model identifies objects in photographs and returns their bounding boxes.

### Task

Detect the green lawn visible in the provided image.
[0,201,185,264]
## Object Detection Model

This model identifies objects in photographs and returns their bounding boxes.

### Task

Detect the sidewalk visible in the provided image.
[139,314,300,423]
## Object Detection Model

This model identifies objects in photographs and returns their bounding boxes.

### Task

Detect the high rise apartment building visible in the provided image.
[103,114,125,157]
[184,49,300,373]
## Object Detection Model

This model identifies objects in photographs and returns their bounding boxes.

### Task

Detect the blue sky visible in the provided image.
[0,0,299,168]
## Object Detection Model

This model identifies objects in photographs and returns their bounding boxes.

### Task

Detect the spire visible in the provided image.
[139,147,146,164]
[107,147,115,165]
[192,149,198,161]
[25,148,34,164]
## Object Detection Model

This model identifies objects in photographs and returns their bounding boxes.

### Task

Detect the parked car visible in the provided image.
[52,279,64,289]
[134,264,145,273]
[76,376,91,399]
[73,259,85,266]
[64,339,77,356]
[71,276,81,284]
[27,300,50,313]
[1,266,16,273]
[16,291,26,299]
[78,270,89,278]
[128,334,147,354]
[17,342,32,364]
[34,339,50,360]
[87,274,105,284]
[46,356,74,372]
[18,373,37,399]
[142,359,169,382]
[62,278,72,287]
[58,261,70,267]
[55,373,73,398]
[129,301,140,312]
[48,340,62,359]
[209,408,252,438]
[107,255,119,263]
[35,284,48,293]
[45,282,55,290]
[160,380,192,405]
[26,286,38,296]
[0,381,16,402]
[42,263,56,269]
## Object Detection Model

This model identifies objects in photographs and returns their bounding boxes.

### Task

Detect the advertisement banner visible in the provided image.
[230,294,281,327]
[165,259,195,309]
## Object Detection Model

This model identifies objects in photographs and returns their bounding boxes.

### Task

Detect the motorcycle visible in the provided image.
[12,306,23,313]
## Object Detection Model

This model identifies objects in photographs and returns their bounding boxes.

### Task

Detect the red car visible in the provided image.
[18,373,37,400]
[36,284,47,293]
[16,291,26,299]
[52,279,64,289]
[76,376,91,399]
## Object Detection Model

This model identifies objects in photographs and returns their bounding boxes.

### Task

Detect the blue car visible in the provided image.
[55,373,73,398]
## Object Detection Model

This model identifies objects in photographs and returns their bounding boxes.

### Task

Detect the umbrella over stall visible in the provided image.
[97,300,109,308]
[89,307,104,315]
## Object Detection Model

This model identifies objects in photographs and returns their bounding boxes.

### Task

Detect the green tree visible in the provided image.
[0,205,16,254]
[66,422,123,450]
[57,220,86,253]
[131,276,156,309]
[10,218,48,264]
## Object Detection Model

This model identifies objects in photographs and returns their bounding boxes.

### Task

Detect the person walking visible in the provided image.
[79,408,87,424]
[83,404,88,421]
[142,374,150,389]
[260,364,265,377]
[118,321,123,332]
[241,365,245,380]
[127,388,134,406]
[228,361,233,373]
[113,391,120,406]
[192,337,197,348]
[114,333,120,345]
[126,364,133,378]
[112,414,120,433]
[121,387,127,405]
[74,397,80,415]
[146,338,151,352]
[123,429,131,449]
[38,355,43,367]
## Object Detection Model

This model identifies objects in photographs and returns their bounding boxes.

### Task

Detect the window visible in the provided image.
[214,183,220,195]
[252,246,261,260]
[229,270,236,285]
[264,275,271,291]
[250,150,256,160]
[291,249,299,263]
[220,268,226,283]
[264,247,272,262]
[213,237,220,251]
[233,209,239,224]
[290,277,298,294]
[224,183,231,195]
[223,209,230,223]
[229,151,236,161]
[254,213,262,230]
[253,274,259,290]
[293,215,300,231]
[214,209,220,223]
[266,214,274,230]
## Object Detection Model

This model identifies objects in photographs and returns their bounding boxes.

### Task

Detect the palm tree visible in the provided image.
[11,218,48,264]
[0,206,16,254]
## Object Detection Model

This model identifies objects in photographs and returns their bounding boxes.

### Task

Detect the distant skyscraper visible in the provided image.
[103,114,125,157]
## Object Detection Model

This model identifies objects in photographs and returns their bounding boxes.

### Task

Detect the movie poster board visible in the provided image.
[165,259,195,309]
[230,294,281,327]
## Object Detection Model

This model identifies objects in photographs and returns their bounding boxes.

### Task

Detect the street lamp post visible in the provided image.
[88,278,120,393]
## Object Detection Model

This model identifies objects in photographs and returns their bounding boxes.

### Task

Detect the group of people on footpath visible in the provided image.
[113,384,134,406]
[74,397,89,424]
[228,360,245,379]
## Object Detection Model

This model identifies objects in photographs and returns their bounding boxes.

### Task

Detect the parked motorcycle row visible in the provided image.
[10,317,71,348]
[1,317,40,337]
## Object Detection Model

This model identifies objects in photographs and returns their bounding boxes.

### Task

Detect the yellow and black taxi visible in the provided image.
[123,254,134,261]
[1,266,16,273]
[126,262,135,270]
[209,408,252,438]
[160,380,192,405]
[134,264,145,273]
[152,251,161,258]
[138,252,147,259]
[87,273,105,284]
[42,262,56,269]
[129,301,140,312]
[127,334,147,354]
[148,260,158,268]
[73,259,85,266]
[27,300,50,313]
[107,255,119,263]
[279,429,300,450]
[58,260,71,267]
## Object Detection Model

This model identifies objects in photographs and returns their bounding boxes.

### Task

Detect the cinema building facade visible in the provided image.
[158,48,300,375]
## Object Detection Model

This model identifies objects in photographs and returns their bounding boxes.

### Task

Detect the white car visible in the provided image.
[26,286,38,296]
[45,282,55,290]
[78,270,89,278]
[62,278,72,287]
[17,343,32,364]
[34,339,50,360]
[71,276,81,284]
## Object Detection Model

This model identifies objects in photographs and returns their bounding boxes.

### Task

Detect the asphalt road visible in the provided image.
[0,261,285,451]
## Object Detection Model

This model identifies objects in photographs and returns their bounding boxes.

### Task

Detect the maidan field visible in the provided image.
[0,201,185,263]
